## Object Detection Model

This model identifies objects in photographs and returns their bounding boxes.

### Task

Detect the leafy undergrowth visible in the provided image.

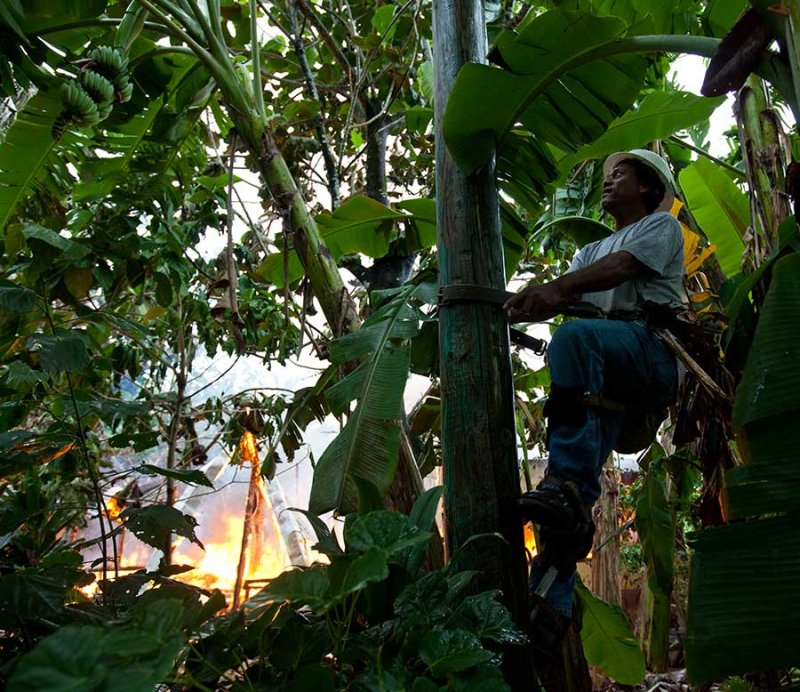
[3,488,529,691]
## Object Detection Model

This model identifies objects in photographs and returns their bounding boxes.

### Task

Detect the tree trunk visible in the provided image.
[229,110,427,517]
[540,619,593,692]
[433,1,534,688]
[228,110,360,340]
[591,466,621,606]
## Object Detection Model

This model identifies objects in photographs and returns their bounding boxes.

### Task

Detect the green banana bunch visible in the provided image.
[52,46,134,140]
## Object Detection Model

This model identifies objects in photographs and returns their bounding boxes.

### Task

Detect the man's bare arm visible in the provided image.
[504,251,645,323]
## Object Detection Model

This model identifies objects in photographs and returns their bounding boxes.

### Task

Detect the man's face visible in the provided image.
[601,161,645,214]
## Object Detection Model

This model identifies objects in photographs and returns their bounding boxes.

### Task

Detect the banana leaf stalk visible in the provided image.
[735,74,790,255]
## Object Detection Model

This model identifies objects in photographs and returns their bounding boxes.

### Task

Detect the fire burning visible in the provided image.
[171,512,288,594]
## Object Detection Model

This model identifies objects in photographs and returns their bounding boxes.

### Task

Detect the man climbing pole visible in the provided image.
[503,149,685,658]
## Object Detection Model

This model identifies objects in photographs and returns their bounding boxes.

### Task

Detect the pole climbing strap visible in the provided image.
[438,283,547,355]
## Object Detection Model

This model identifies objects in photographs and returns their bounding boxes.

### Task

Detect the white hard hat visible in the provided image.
[603,149,676,212]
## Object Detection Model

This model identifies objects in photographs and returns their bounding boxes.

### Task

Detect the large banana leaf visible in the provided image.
[679,158,748,278]
[308,281,437,515]
[724,253,800,517]
[686,254,800,682]
[444,10,647,176]
[0,46,201,230]
[563,90,725,171]
[685,515,800,683]
[0,84,63,232]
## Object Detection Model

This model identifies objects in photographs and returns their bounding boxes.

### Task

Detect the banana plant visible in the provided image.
[309,279,437,515]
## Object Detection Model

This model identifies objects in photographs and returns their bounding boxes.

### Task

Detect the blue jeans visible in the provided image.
[531,319,677,616]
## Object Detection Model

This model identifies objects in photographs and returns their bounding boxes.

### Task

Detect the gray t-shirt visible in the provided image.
[568,211,685,313]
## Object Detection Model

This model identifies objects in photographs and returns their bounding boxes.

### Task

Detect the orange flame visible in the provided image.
[238,430,259,466]
[105,496,124,522]
[523,523,538,562]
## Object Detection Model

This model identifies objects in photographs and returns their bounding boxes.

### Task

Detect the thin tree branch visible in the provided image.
[286,0,340,207]
[293,0,354,82]
[42,297,119,587]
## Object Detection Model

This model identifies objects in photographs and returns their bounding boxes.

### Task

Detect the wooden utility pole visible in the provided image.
[433,2,534,688]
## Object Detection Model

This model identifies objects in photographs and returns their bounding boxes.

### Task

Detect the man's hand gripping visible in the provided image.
[503,282,571,324]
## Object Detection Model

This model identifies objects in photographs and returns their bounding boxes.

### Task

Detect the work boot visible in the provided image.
[518,478,592,532]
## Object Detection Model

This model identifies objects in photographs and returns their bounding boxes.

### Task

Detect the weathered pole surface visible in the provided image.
[433,2,534,688]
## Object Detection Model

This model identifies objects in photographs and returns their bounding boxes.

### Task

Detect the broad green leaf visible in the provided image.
[310,283,429,515]
[64,268,93,299]
[326,345,410,411]
[450,591,528,645]
[352,670,404,692]
[732,253,800,428]
[0,284,37,312]
[344,510,429,556]
[686,515,800,683]
[0,88,67,232]
[3,361,46,389]
[256,196,408,286]
[257,566,331,609]
[450,665,510,692]
[138,464,213,488]
[0,429,35,449]
[444,11,647,175]
[704,0,749,37]
[402,486,443,574]
[0,1,28,42]
[721,216,799,347]
[576,580,646,685]
[353,474,386,514]
[121,505,204,550]
[724,254,800,519]
[317,196,399,259]
[679,158,748,278]
[7,624,107,692]
[339,547,389,595]
[405,106,433,134]
[565,90,726,168]
[634,452,674,593]
[109,431,160,451]
[419,629,493,676]
[33,334,90,373]
[409,485,443,533]
[372,5,397,42]
[23,223,89,260]
[6,0,108,34]
[395,570,450,622]
[538,215,612,248]
[0,563,92,626]
[395,197,437,253]
[8,599,185,692]
[417,61,434,103]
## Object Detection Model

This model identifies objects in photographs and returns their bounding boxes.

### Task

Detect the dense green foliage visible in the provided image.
[2,0,800,688]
